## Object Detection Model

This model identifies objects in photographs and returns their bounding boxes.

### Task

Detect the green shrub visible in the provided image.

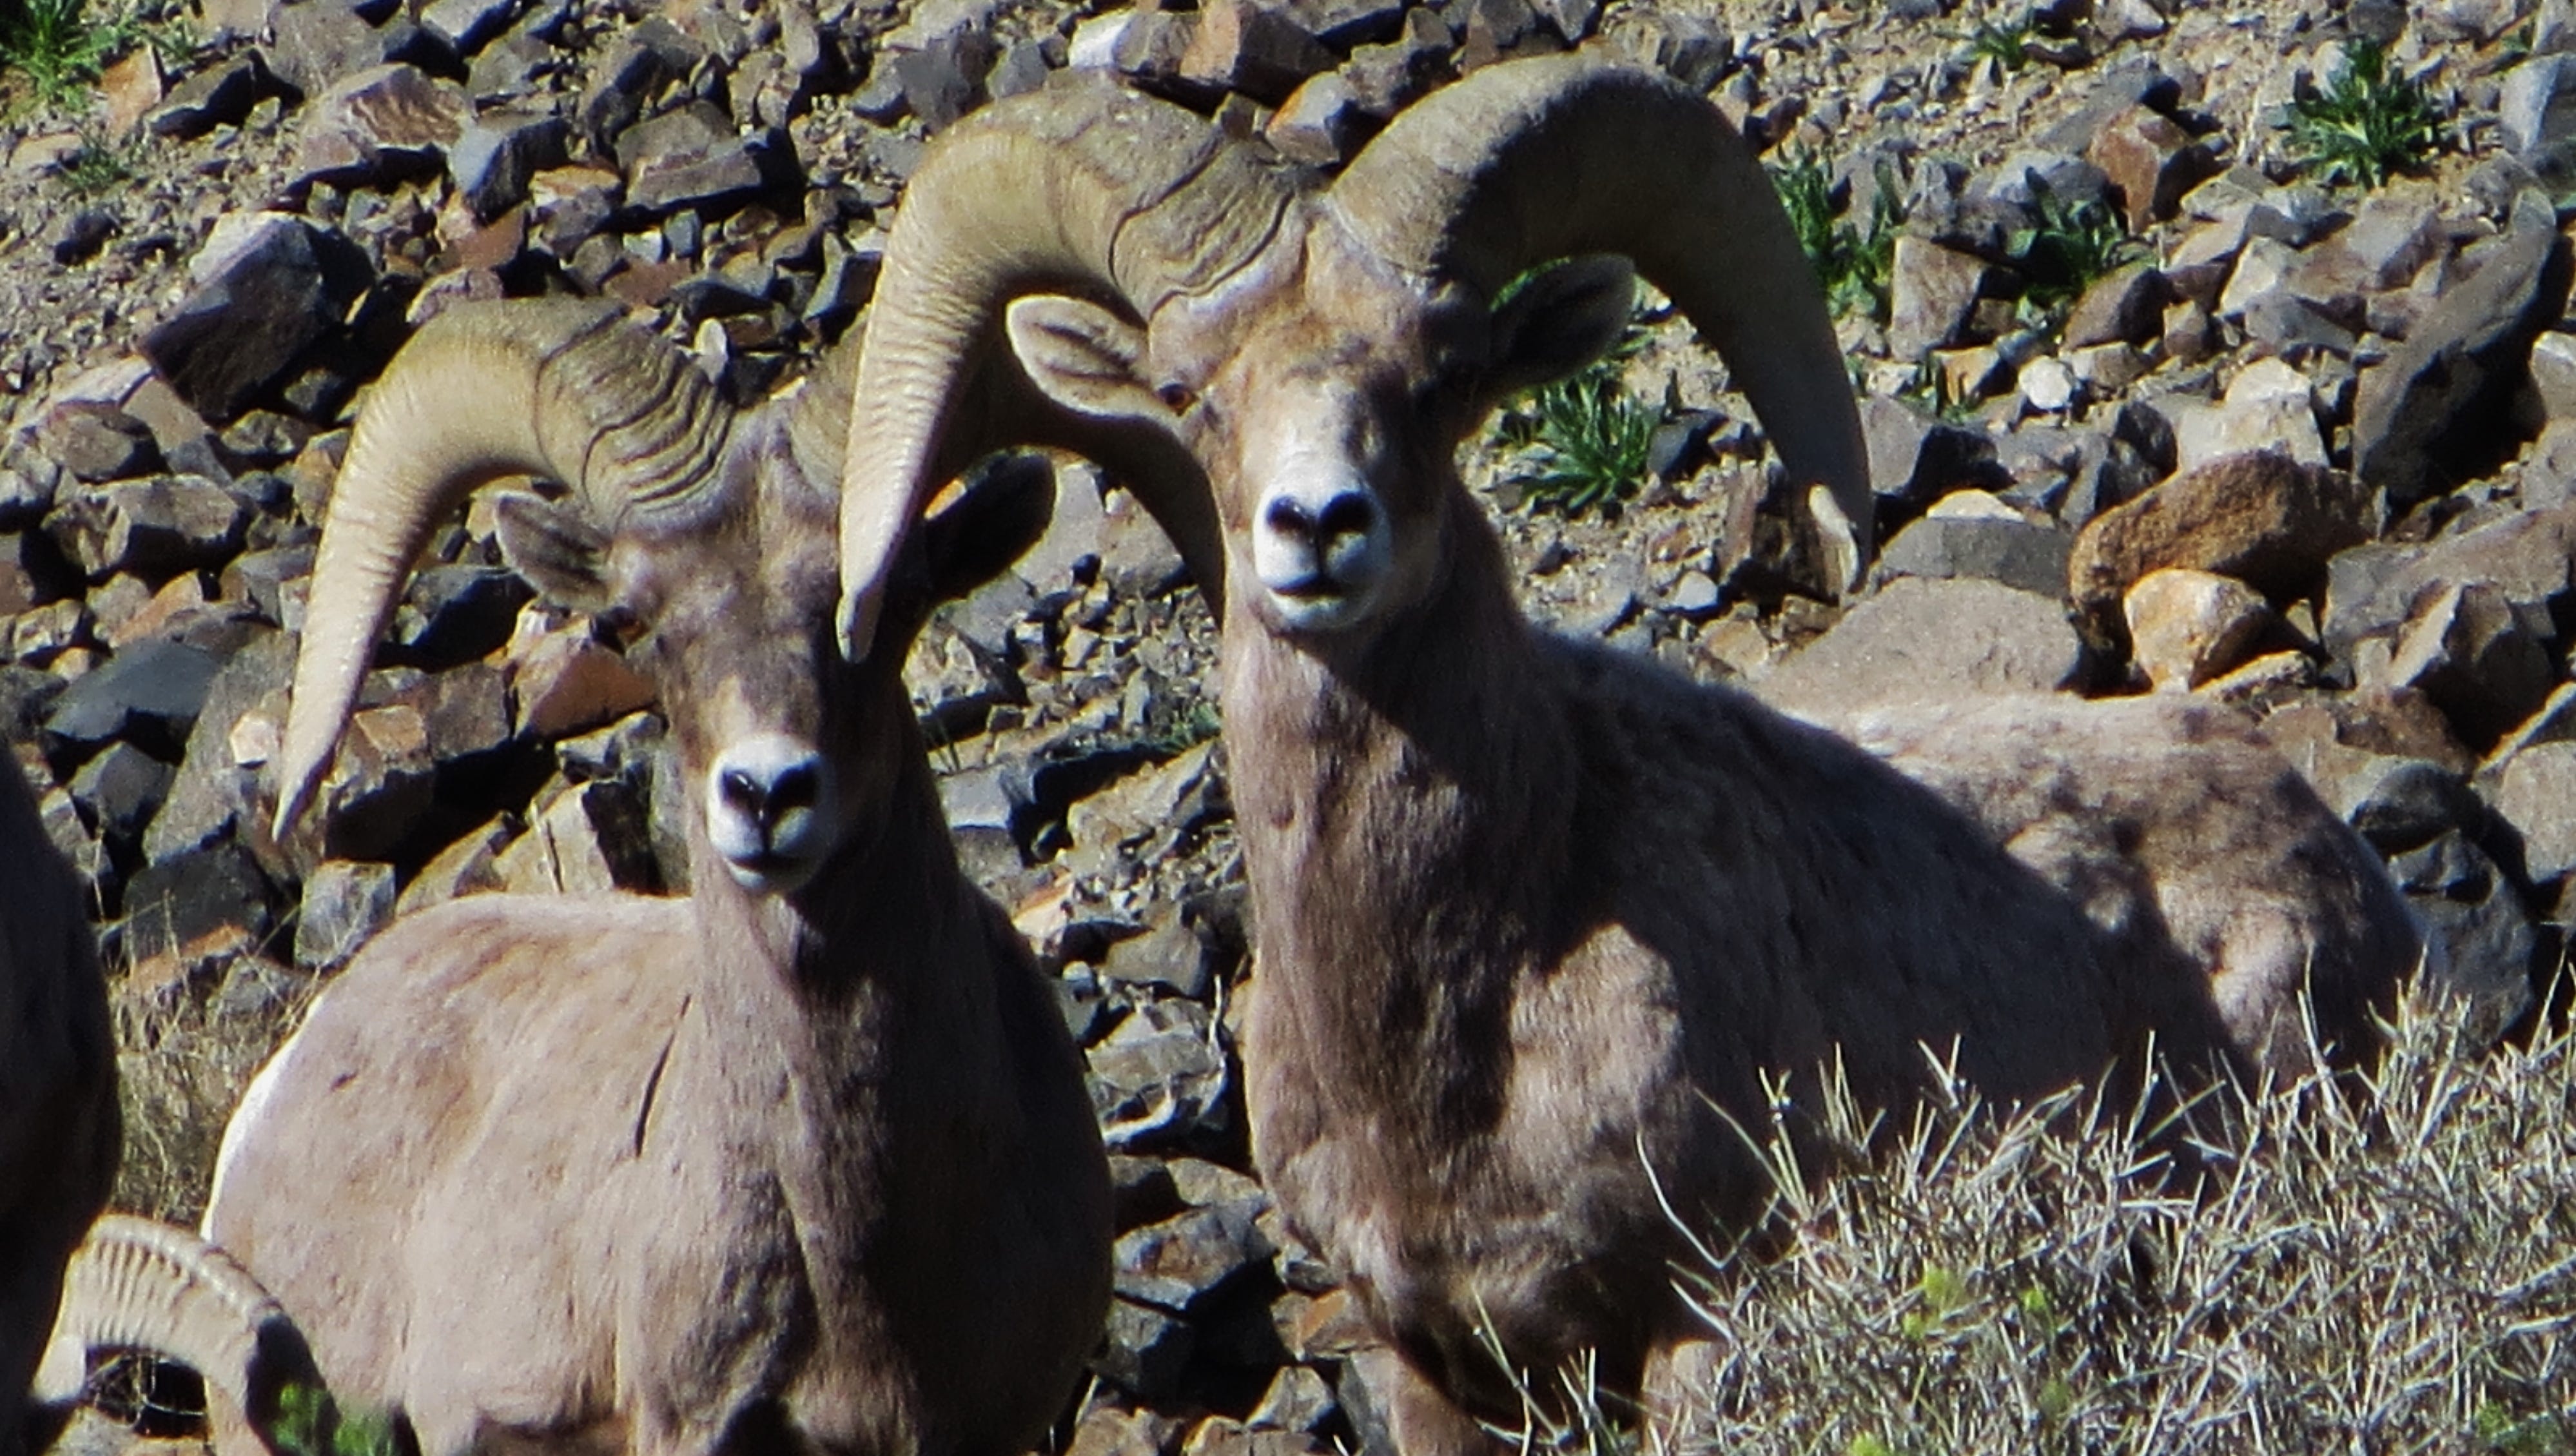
[2285,38,2443,190]
[2007,177,2146,316]
[1770,148,1904,324]
[0,0,139,111]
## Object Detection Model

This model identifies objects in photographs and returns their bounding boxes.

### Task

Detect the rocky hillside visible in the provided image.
[4,0,2572,1448]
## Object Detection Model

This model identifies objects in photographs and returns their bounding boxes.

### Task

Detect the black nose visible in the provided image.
[1266,497,1314,537]
[721,762,819,829]
[1266,492,1377,544]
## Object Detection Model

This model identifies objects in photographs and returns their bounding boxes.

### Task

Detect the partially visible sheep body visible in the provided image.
[1,752,115,1456]
[825,59,2432,1452]
[50,300,1110,1456]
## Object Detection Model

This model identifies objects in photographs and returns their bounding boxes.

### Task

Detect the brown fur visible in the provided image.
[202,419,1110,1456]
[1,752,116,1456]
[1007,208,2426,1449]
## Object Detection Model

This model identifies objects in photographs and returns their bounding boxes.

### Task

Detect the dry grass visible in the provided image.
[1487,990,2576,1456]
[108,949,314,1226]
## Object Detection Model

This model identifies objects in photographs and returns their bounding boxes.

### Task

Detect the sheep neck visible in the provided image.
[1221,491,1583,1143]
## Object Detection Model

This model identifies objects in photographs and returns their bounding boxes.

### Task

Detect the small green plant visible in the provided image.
[273,1383,403,1456]
[2285,37,2443,190]
[57,126,132,193]
[2005,178,2145,316]
[1962,18,2031,72]
[1496,369,1665,516]
[0,0,142,111]
[1769,149,1903,323]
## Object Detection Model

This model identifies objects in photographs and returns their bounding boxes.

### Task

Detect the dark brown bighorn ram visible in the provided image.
[829,55,2430,1450]
[47,299,1113,1456]
[3,752,115,1456]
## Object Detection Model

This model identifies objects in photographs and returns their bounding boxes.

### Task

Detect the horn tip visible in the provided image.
[836,587,883,664]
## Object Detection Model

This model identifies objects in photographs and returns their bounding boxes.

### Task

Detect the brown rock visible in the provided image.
[1265,71,1371,166]
[1066,1408,1181,1456]
[1888,237,1993,360]
[1756,576,2083,716]
[2060,262,2165,350]
[2085,103,2218,233]
[297,63,471,184]
[2366,581,2559,752]
[494,780,661,895]
[2066,451,2372,640]
[1180,0,1334,104]
[2123,567,2277,691]
[396,816,513,916]
[511,627,657,739]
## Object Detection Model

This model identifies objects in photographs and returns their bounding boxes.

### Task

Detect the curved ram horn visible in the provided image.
[1329,53,1873,569]
[38,1215,319,1441]
[274,298,734,837]
[836,81,1291,660]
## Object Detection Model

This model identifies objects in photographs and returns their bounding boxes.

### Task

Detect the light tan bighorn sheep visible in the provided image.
[41,298,1114,1456]
[2,752,115,1456]
[828,59,2430,1450]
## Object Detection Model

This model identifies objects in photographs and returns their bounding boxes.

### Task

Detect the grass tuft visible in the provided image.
[2285,38,2444,190]
[1474,990,2576,1454]
[0,0,143,112]
[2006,177,2146,317]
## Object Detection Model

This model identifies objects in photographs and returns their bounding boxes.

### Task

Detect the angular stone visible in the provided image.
[1857,396,2005,513]
[1182,0,1334,104]
[1095,1297,1196,1402]
[1338,8,1452,117]
[2368,581,2559,751]
[0,531,71,616]
[1115,1203,1269,1313]
[1102,904,1213,999]
[2172,359,2327,473]
[1888,237,1991,360]
[1266,70,1370,166]
[2060,262,2165,349]
[2355,190,2573,509]
[298,63,470,184]
[2123,567,2276,691]
[144,628,289,865]
[43,636,226,763]
[1289,0,1407,47]
[1088,995,1231,1152]
[889,26,994,130]
[32,402,161,485]
[121,839,274,957]
[2339,756,2481,855]
[2488,738,2576,885]
[397,816,514,916]
[1248,1365,1337,1433]
[2067,451,2370,634]
[449,108,570,222]
[142,213,369,422]
[420,0,522,53]
[2389,831,2535,1046]
[68,740,172,853]
[1875,515,2071,598]
[2085,103,2217,232]
[618,103,788,217]
[390,564,532,668]
[48,475,249,580]
[295,859,397,969]
[146,50,274,141]
[1757,576,2082,716]
[509,627,656,739]
[494,778,661,895]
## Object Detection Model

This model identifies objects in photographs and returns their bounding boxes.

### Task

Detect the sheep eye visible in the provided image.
[1156,380,1196,413]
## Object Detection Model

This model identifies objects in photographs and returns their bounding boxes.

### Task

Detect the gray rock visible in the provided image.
[1096,1297,1197,1402]
[389,564,532,668]
[1088,995,1232,1153]
[986,35,1055,99]
[1249,1366,1338,1433]
[0,531,72,616]
[1267,70,1369,167]
[890,26,994,130]
[578,21,697,151]
[1757,576,2083,716]
[2502,52,2576,187]
[68,741,171,852]
[269,1,457,97]
[1888,237,1991,360]
[298,63,471,185]
[2390,831,2537,1043]
[2343,756,2482,854]
[144,627,290,865]
[142,213,369,422]
[2060,262,2165,349]
[1875,515,2072,598]
[618,103,790,216]
[1289,0,1407,47]
[2367,580,2558,751]
[120,839,275,957]
[449,108,569,221]
[48,475,249,580]
[294,859,397,969]
[1858,395,2006,512]
[33,403,161,484]
[1102,905,1213,999]
[2354,190,2573,509]
[1182,0,1334,104]
[1338,7,1452,117]
[2327,501,2576,673]
[1115,1203,1271,1313]
[420,0,522,54]
[145,51,276,140]
[43,635,227,762]
[2488,737,2576,885]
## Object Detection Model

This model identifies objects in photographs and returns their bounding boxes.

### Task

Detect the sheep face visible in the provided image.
[1006,227,1636,642]
[493,432,875,896]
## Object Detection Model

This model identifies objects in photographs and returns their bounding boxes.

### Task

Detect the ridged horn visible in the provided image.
[37,1215,318,1440]
[274,298,734,836]
[1329,53,1873,567]
[836,80,1294,659]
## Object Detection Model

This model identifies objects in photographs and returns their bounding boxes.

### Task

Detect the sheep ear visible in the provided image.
[1004,295,1180,431]
[1485,255,1639,400]
[492,491,615,615]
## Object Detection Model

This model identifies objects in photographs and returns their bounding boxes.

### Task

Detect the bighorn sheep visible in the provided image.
[828,60,2430,1449]
[2,752,115,1456]
[43,299,1115,1456]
